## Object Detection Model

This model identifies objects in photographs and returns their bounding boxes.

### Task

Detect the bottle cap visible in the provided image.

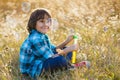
[73,35,78,39]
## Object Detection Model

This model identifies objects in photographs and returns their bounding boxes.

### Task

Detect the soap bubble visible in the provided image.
[12,31,21,41]
[103,26,108,32]
[6,15,17,28]
[21,2,31,13]
[50,18,59,32]
[45,18,52,26]
[68,28,75,35]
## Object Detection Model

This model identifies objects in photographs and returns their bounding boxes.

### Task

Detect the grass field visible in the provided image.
[0,0,120,80]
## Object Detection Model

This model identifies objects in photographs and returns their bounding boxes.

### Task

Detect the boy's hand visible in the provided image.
[72,44,79,51]
[66,34,74,43]
[56,48,65,55]
[56,44,79,55]
[52,54,59,58]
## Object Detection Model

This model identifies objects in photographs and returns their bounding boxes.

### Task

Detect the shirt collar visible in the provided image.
[31,29,44,35]
[31,29,48,39]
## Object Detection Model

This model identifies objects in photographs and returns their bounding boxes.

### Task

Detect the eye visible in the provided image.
[40,21,44,22]
[39,19,44,22]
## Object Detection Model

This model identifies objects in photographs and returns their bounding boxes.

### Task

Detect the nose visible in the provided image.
[41,23,49,28]
[43,23,48,27]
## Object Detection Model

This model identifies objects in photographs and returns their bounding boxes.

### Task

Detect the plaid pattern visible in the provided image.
[19,29,56,78]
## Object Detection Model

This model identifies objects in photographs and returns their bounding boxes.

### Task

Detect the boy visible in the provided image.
[19,9,90,80]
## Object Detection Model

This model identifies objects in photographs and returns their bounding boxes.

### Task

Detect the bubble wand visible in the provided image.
[71,35,78,64]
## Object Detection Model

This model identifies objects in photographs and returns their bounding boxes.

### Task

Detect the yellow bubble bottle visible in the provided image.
[71,35,78,64]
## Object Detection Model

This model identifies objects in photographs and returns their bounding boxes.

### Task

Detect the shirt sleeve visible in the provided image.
[50,44,56,52]
[30,36,54,59]
[45,34,56,52]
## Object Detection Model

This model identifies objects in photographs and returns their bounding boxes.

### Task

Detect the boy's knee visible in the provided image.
[58,56,67,64]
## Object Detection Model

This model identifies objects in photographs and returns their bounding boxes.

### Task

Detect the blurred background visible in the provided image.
[0,0,120,80]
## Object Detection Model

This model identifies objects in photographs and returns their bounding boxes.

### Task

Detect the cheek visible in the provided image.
[38,22,43,27]
[36,21,43,27]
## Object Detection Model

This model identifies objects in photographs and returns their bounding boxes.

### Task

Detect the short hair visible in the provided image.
[27,9,51,33]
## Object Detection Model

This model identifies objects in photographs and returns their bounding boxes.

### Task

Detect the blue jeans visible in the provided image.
[41,52,72,75]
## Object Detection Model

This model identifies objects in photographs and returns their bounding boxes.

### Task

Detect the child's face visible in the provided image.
[36,14,51,34]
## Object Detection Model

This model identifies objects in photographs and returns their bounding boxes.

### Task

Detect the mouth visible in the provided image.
[42,27,49,29]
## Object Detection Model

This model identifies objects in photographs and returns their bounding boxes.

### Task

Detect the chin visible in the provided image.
[40,29,49,34]
[42,31,47,34]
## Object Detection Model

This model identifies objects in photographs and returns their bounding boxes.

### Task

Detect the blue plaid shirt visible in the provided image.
[19,29,56,78]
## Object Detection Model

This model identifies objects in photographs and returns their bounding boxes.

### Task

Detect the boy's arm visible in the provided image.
[56,44,78,55]
[56,39,69,49]
[56,35,74,49]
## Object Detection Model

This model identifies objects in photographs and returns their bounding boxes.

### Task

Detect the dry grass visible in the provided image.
[0,0,120,80]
